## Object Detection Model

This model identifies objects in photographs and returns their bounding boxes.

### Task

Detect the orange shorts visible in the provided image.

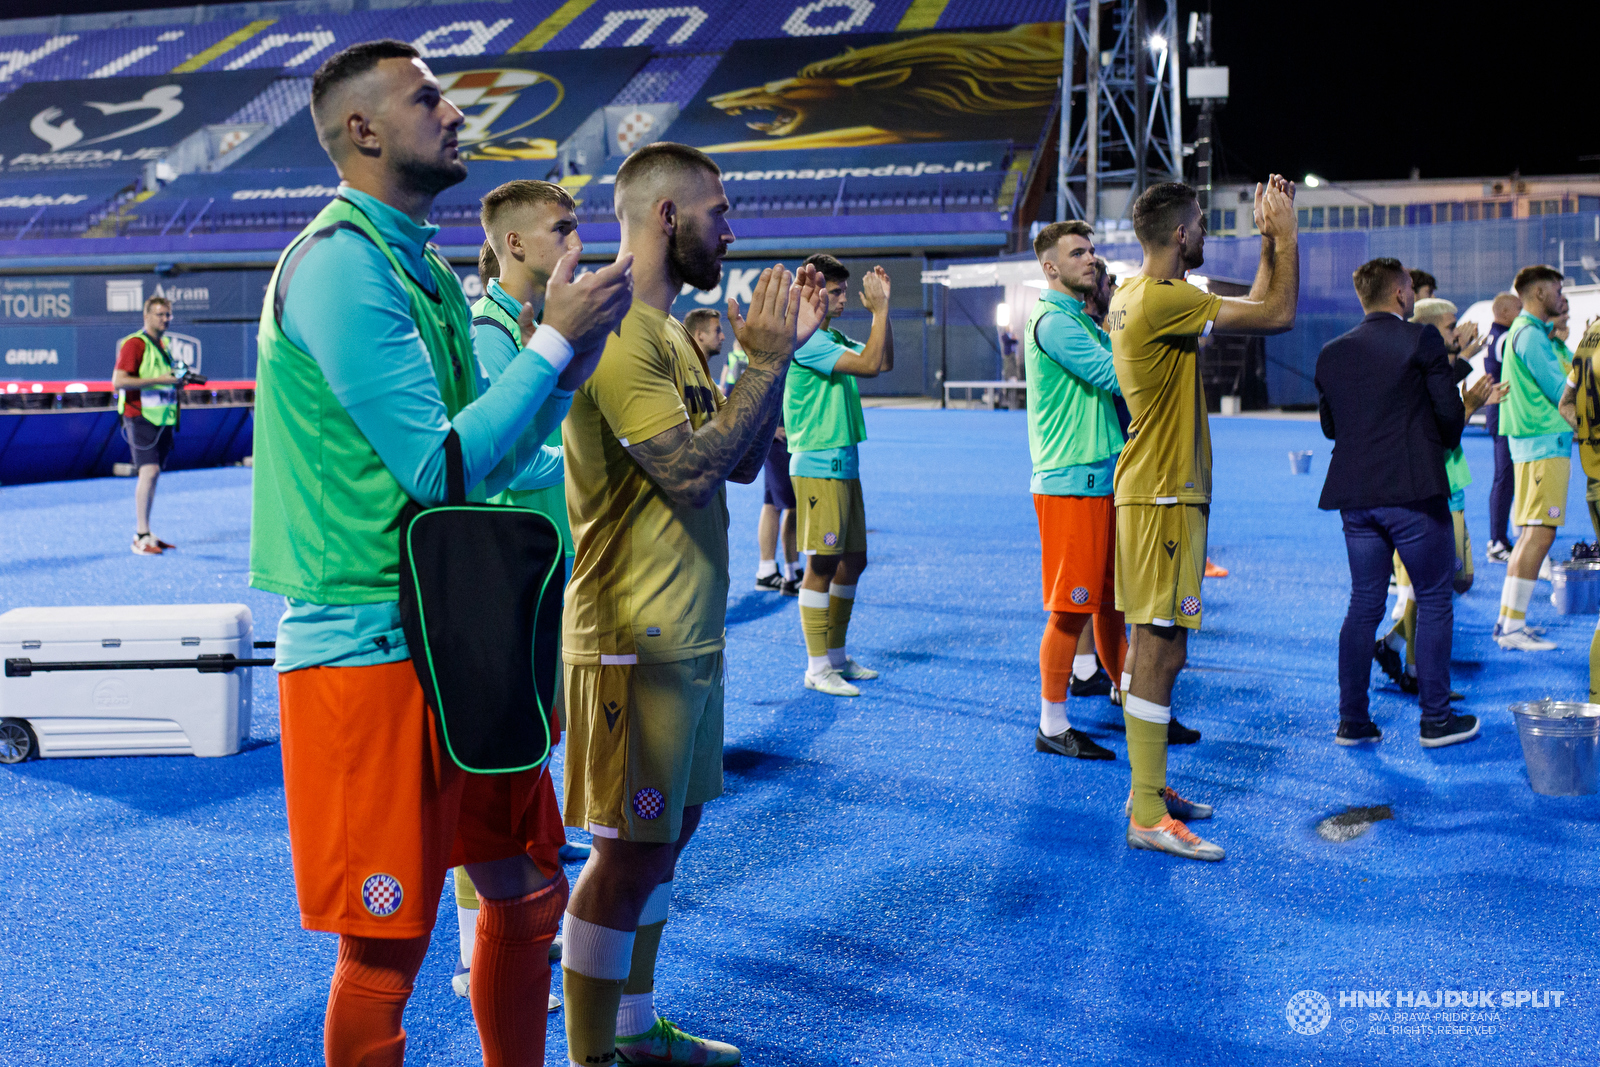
[1034,492,1117,613]
[278,659,565,938]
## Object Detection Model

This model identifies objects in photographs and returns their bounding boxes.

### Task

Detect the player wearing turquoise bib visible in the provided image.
[1025,221,1128,763]
[249,41,633,1067]
[785,253,893,697]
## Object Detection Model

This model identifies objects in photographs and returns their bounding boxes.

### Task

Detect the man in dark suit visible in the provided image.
[1315,257,1479,749]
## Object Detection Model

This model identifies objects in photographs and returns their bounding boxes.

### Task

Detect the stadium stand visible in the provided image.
[2,0,1599,484]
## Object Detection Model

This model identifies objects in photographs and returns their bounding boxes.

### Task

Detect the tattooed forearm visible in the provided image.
[728,403,780,484]
[625,354,787,508]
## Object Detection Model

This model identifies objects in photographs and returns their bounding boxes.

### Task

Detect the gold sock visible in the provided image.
[1124,713,1169,828]
[826,590,855,654]
[1590,626,1600,704]
[622,920,665,998]
[799,593,830,657]
[562,969,626,1066]
[1401,600,1417,670]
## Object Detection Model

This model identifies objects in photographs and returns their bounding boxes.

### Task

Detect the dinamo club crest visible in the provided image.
[437,68,565,161]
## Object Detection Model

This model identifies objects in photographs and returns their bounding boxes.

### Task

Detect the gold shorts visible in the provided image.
[793,476,868,555]
[562,652,724,844]
[1513,457,1569,527]
[1114,503,1208,629]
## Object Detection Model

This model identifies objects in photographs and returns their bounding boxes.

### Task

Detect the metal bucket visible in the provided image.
[1511,701,1600,796]
[1550,561,1600,614]
[1288,450,1313,475]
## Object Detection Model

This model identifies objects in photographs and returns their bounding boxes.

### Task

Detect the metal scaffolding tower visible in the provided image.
[1054,0,1184,226]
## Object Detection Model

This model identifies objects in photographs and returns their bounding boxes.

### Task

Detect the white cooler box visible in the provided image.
[0,604,257,759]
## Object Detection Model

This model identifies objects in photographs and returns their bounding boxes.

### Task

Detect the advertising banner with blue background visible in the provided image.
[239,46,652,172]
[666,24,1062,155]
[0,70,280,176]
[0,176,134,220]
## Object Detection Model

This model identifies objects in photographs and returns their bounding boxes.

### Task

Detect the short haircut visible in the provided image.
[310,40,419,143]
[1033,220,1093,258]
[1409,268,1437,293]
[682,308,721,334]
[143,295,171,312]
[613,142,720,218]
[1132,182,1199,246]
[1492,291,1522,315]
[1352,257,1407,307]
[1410,297,1458,324]
[803,253,850,283]
[480,180,577,235]
[1513,264,1563,296]
[478,239,499,281]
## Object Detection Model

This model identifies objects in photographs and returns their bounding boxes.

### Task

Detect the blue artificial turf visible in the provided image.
[1,411,1596,1066]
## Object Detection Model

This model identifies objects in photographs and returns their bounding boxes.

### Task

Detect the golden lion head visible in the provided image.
[706,24,1063,143]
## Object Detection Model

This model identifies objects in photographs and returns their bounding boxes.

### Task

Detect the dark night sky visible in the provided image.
[18,0,1600,182]
[1198,1,1600,184]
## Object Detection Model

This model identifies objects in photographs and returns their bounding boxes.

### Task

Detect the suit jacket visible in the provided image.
[1315,312,1465,511]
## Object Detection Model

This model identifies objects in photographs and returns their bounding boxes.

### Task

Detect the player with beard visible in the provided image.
[558,141,822,1067]
[251,40,632,1067]
[1024,221,1125,761]
[1107,177,1299,861]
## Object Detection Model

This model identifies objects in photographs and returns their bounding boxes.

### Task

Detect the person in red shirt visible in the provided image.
[113,295,184,555]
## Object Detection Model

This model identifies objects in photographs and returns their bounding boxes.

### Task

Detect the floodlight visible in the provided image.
[1149,34,1167,51]
[1304,174,1323,188]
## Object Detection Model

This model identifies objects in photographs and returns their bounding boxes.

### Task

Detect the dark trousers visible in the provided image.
[1339,498,1455,725]
[1489,432,1514,546]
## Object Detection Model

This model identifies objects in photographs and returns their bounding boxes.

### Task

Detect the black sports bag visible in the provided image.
[397,430,565,773]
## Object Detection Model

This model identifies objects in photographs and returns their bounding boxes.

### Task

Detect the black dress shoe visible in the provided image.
[1399,673,1465,701]
[1069,667,1113,698]
[1035,727,1115,760]
[1167,718,1201,745]
[1374,639,1405,686]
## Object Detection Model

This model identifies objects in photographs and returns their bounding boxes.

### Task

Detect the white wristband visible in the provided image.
[527,322,574,374]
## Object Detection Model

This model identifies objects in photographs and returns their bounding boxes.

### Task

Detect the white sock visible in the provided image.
[1072,653,1098,681]
[1040,696,1069,734]
[1123,694,1172,724]
[561,913,636,980]
[457,904,478,967]
[1390,585,1413,621]
[807,654,831,674]
[1404,664,1417,678]
[782,557,798,581]
[1120,671,1132,693]
[1383,629,1405,652]
[757,559,778,578]
[617,992,657,1038]
[827,647,848,668]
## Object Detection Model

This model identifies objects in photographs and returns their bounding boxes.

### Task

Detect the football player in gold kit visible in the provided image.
[1106,176,1299,861]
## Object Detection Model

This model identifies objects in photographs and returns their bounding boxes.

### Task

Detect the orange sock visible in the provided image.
[1040,612,1088,702]
[470,872,569,1067]
[1092,609,1128,682]
[324,932,431,1067]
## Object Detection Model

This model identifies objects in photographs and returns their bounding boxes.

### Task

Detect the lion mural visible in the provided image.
[702,23,1063,152]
